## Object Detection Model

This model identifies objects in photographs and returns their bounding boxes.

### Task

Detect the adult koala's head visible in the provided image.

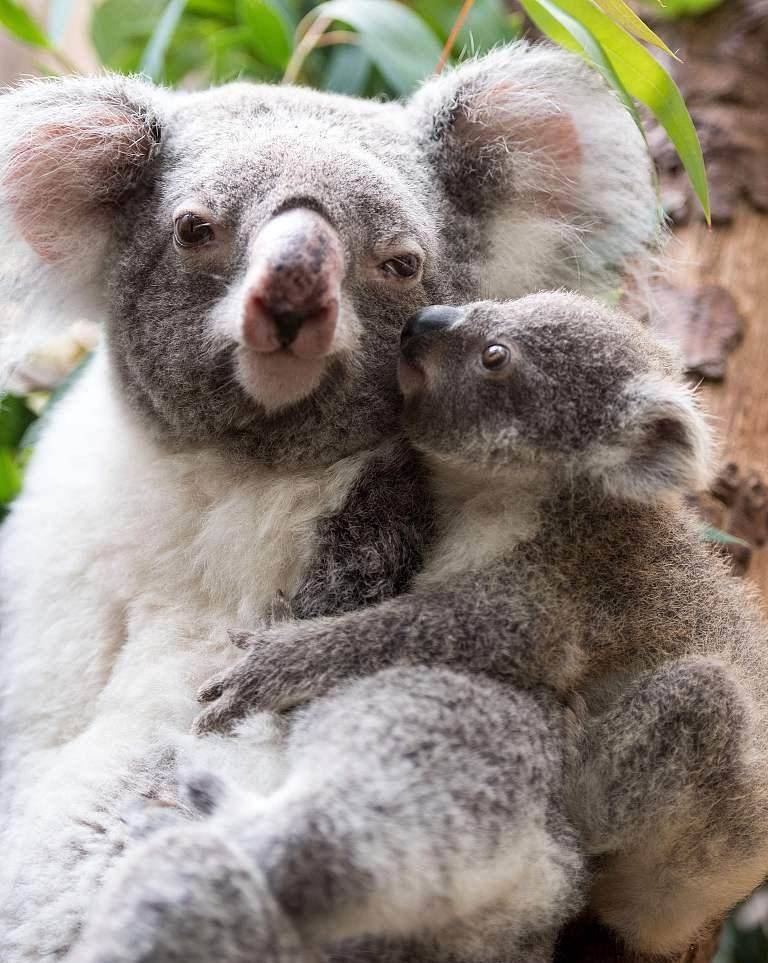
[0,44,659,466]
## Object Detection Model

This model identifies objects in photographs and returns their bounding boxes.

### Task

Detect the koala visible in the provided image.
[189,292,768,959]
[0,43,658,961]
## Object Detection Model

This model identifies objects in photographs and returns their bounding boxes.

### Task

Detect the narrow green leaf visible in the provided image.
[308,0,443,96]
[520,0,709,222]
[140,0,188,78]
[0,395,36,449]
[0,448,22,504]
[236,0,291,69]
[591,0,679,60]
[323,42,371,95]
[91,0,165,72]
[0,0,51,47]
[700,524,751,550]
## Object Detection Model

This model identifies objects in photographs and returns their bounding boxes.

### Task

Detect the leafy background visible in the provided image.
[2,0,767,958]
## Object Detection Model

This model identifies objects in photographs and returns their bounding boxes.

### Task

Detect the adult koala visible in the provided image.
[0,43,658,961]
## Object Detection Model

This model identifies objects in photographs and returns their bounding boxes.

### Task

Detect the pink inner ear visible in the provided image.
[5,108,150,262]
[454,80,583,196]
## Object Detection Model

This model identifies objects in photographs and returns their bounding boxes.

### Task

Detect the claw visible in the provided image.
[228,629,253,650]
[198,676,225,703]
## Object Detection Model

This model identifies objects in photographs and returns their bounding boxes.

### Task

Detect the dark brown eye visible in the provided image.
[174,212,214,248]
[381,254,420,279]
[482,344,511,371]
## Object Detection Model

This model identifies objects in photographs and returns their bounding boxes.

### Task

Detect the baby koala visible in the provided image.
[69,293,768,963]
[195,292,768,956]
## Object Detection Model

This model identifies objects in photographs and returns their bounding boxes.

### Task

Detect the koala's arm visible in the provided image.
[194,561,585,734]
[289,439,436,619]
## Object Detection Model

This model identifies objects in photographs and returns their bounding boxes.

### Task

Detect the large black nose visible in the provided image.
[401,305,463,345]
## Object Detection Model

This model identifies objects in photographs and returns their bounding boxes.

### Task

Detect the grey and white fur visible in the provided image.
[178,293,768,960]
[0,45,657,961]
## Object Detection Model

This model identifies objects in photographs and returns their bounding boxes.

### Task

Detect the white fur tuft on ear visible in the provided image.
[408,41,662,301]
[588,375,715,503]
[0,75,163,385]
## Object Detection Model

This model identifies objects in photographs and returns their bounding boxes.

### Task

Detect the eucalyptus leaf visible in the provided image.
[0,396,36,450]
[308,0,443,95]
[591,0,678,59]
[236,0,291,68]
[323,42,371,95]
[0,0,50,47]
[140,0,189,79]
[520,0,709,222]
[0,448,22,505]
[91,0,165,71]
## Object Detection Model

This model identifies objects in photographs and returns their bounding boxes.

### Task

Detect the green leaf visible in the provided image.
[0,395,36,449]
[140,0,189,79]
[0,448,22,504]
[236,0,291,69]
[91,0,165,71]
[700,524,751,550]
[519,0,710,222]
[308,0,443,96]
[0,0,51,47]
[591,0,678,59]
[637,0,725,19]
[322,42,371,95]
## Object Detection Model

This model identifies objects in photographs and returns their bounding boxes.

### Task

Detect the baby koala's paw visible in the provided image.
[66,823,310,963]
[192,625,332,736]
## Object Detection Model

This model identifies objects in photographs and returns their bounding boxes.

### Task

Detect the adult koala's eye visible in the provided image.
[173,212,215,248]
[381,254,421,280]
[482,344,512,371]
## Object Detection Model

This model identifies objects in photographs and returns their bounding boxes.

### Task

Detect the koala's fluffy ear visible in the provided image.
[590,376,714,503]
[0,75,163,382]
[407,42,661,298]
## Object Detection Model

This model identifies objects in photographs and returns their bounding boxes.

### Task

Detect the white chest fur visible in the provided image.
[0,350,366,762]
[415,460,546,588]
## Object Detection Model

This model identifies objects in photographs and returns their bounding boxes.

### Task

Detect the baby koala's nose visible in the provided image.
[401,305,462,346]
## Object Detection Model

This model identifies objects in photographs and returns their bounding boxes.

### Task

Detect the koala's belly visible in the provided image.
[0,356,366,765]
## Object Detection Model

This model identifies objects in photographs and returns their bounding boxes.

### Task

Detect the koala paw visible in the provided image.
[192,627,330,736]
[66,823,309,963]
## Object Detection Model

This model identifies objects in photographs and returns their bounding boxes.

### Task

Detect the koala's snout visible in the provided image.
[243,208,345,359]
[399,305,462,396]
[401,305,462,347]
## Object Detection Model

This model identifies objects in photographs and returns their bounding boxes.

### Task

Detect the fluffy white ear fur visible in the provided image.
[0,75,163,384]
[589,375,714,503]
[408,42,662,299]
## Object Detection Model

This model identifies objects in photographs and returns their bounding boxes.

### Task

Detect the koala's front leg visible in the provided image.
[568,656,768,957]
[194,567,584,735]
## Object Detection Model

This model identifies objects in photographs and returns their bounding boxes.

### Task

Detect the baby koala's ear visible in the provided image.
[0,75,164,381]
[590,376,714,503]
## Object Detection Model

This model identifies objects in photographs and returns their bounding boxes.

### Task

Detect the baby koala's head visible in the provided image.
[399,292,713,504]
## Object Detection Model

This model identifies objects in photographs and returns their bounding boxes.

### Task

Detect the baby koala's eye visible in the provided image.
[381,254,421,280]
[173,212,215,249]
[481,344,512,371]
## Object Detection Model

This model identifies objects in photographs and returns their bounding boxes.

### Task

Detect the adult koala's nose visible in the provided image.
[401,305,462,349]
[243,208,345,359]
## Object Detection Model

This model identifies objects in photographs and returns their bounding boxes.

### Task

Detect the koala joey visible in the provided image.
[0,44,658,962]
[186,292,768,959]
